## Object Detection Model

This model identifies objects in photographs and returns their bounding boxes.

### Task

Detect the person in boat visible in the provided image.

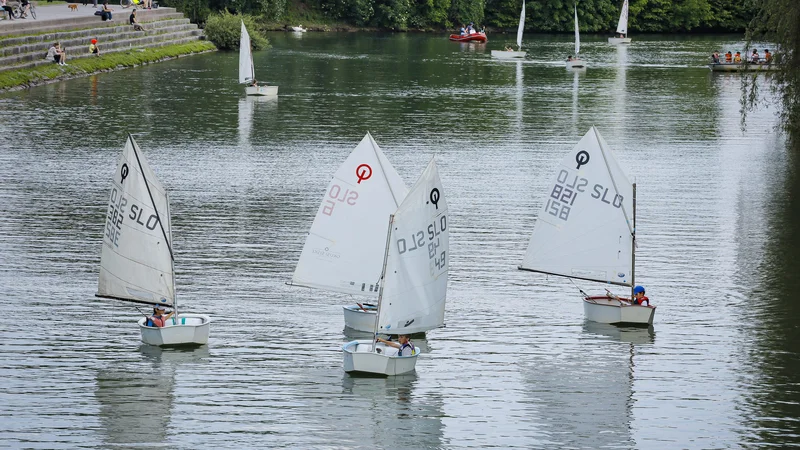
[146,305,174,327]
[751,49,760,63]
[459,25,466,36]
[505,44,513,51]
[764,49,772,63]
[376,335,415,356]
[711,51,720,64]
[566,55,575,62]
[725,51,732,63]
[467,22,475,34]
[734,52,742,63]
[632,286,650,306]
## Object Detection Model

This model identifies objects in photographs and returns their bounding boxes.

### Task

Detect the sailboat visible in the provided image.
[291,133,405,333]
[518,127,655,326]
[608,0,631,44]
[240,21,278,97]
[343,159,448,376]
[491,0,526,59]
[566,5,586,69]
[96,134,211,346]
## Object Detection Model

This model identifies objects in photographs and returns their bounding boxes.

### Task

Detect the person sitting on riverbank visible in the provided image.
[46,43,68,66]
[725,51,732,63]
[734,52,742,63]
[100,1,112,21]
[89,39,100,56]
[130,9,144,31]
[1,0,14,20]
[764,49,772,63]
[711,51,720,64]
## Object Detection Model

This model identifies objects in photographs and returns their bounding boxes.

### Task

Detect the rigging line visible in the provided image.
[367,132,401,209]
[593,127,634,237]
[129,134,175,262]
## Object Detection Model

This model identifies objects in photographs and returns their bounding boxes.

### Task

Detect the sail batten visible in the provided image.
[292,134,409,297]
[615,0,629,35]
[520,127,634,287]
[98,135,175,307]
[377,159,448,335]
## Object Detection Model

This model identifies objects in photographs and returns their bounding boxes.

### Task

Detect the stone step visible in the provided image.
[0,7,183,37]
[0,30,203,72]
[0,18,191,54]
[0,21,195,58]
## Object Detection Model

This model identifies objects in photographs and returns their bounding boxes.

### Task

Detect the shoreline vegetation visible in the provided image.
[0,41,216,93]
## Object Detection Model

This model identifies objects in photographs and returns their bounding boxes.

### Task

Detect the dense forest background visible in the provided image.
[164,0,756,33]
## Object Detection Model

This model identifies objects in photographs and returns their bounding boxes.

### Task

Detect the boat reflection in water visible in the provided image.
[522,322,654,447]
[341,373,443,447]
[94,346,209,447]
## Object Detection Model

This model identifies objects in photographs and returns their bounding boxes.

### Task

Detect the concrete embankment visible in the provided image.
[0,3,215,91]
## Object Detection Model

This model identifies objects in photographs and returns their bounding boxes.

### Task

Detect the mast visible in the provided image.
[631,183,636,299]
[165,191,178,320]
[373,214,395,346]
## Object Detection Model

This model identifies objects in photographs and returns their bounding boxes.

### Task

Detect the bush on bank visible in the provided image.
[203,12,269,50]
[0,41,216,92]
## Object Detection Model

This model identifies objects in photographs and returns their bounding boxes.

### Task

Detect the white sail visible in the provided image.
[520,127,634,286]
[615,0,629,35]
[377,159,448,335]
[292,133,409,296]
[98,135,175,306]
[239,21,254,84]
[574,5,581,56]
[516,0,525,49]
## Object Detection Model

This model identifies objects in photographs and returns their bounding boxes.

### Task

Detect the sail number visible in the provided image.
[104,187,160,247]
[322,184,358,216]
[546,170,624,222]
[395,215,447,271]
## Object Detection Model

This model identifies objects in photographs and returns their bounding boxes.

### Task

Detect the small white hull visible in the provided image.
[342,304,377,332]
[566,60,587,69]
[583,296,655,326]
[291,26,307,32]
[342,340,418,376]
[608,37,631,44]
[491,50,527,59]
[246,85,278,97]
[137,313,211,346]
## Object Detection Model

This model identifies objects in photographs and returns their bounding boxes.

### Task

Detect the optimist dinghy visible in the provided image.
[343,159,449,376]
[518,127,655,326]
[97,135,210,346]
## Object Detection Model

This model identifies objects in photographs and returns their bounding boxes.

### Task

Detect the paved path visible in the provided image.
[1,2,156,29]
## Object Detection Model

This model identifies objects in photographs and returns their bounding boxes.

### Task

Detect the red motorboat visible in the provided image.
[449,32,488,43]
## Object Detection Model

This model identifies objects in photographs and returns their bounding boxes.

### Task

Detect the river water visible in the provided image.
[1,32,798,448]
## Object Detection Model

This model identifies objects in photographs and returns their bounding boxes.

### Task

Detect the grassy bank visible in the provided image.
[0,40,216,92]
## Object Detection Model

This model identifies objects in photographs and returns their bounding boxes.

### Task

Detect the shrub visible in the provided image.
[204,11,269,51]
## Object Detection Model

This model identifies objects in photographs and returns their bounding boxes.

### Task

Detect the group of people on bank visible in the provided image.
[711,49,772,65]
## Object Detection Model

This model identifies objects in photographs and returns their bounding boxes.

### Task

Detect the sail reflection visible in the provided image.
[515,60,524,132]
[94,346,209,447]
[238,98,254,146]
[522,323,654,447]
[341,374,443,446]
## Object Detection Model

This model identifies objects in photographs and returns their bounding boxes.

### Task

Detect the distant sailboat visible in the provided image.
[240,21,278,97]
[97,135,210,346]
[491,0,526,59]
[343,158,449,376]
[608,0,631,44]
[566,5,587,69]
[518,127,655,326]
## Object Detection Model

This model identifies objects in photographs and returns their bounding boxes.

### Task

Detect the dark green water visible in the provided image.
[0,32,798,448]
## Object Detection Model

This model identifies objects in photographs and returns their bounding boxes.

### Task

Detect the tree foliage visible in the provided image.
[204,11,269,50]
[744,0,800,141]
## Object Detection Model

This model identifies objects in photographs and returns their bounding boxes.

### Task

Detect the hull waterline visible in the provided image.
[138,313,211,346]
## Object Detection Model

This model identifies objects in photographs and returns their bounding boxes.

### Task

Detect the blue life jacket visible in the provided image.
[399,342,415,356]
